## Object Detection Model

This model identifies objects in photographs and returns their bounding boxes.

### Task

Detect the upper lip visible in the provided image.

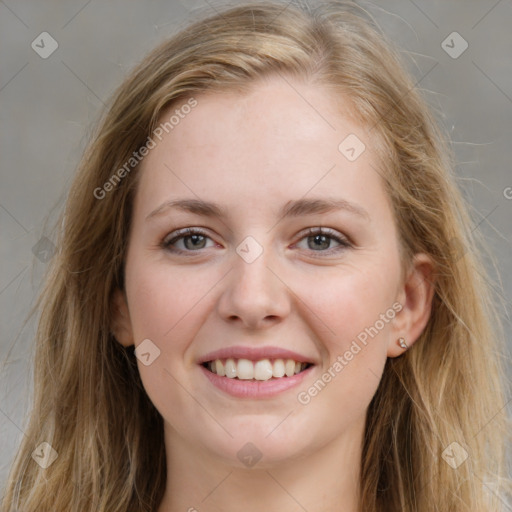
[197,345,316,364]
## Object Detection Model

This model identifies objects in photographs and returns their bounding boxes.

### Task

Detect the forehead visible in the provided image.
[135,76,388,218]
[163,77,357,156]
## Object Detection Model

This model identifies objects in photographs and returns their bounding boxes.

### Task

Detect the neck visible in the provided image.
[157,416,364,512]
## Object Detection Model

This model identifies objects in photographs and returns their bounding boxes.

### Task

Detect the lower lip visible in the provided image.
[199,364,314,399]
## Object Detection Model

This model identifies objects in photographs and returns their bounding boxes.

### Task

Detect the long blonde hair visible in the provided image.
[2,1,511,510]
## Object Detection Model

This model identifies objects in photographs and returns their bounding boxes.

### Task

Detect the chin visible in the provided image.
[200,424,315,469]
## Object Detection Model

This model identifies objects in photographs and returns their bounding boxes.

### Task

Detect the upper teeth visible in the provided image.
[206,358,308,380]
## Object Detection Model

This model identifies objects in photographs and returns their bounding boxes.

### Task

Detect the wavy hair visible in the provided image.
[2,1,511,510]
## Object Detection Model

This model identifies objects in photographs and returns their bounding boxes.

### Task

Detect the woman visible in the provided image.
[2,1,511,511]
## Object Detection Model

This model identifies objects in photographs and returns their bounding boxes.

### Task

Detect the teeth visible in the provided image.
[225,358,237,379]
[254,359,273,381]
[285,359,296,377]
[216,359,225,377]
[237,359,254,380]
[272,359,285,378]
[206,357,309,380]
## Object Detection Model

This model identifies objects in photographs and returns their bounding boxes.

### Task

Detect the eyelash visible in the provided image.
[161,227,352,256]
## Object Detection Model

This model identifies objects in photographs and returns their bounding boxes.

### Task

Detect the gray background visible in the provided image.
[1,0,511,497]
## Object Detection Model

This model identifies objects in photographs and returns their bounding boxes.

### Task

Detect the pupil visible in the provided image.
[185,235,206,250]
[309,234,329,250]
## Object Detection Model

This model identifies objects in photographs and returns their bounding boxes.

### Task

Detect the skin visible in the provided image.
[112,74,434,512]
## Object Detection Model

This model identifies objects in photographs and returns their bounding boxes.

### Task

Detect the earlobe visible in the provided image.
[111,288,134,347]
[387,253,435,357]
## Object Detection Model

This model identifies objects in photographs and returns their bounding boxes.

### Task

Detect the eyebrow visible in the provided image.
[146,197,370,222]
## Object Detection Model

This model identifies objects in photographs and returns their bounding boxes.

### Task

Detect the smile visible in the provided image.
[202,358,312,380]
[200,358,315,399]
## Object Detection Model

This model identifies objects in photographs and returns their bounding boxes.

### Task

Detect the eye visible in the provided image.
[162,228,217,253]
[161,227,351,256]
[294,227,351,254]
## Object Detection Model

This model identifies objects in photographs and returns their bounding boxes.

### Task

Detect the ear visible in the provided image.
[111,288,134,347]
[387,253,435,357]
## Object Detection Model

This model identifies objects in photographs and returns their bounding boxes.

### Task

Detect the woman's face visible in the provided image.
[113,75,432,468]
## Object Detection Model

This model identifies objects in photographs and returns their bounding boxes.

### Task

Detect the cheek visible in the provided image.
[290,260,401,411]
[293,266,396,429]
[125,255,218,344]
[296,262,399,343]
[123,258,214,421]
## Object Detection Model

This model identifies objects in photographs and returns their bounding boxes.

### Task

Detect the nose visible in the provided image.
[216,244,291,331]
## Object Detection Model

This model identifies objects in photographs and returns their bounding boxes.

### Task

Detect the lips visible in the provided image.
[197,345,316,397]
[198,346,315,381]
[200,362,315,399]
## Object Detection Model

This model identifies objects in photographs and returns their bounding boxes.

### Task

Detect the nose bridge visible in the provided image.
[235,239,274,292]
[217,234,290,328]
